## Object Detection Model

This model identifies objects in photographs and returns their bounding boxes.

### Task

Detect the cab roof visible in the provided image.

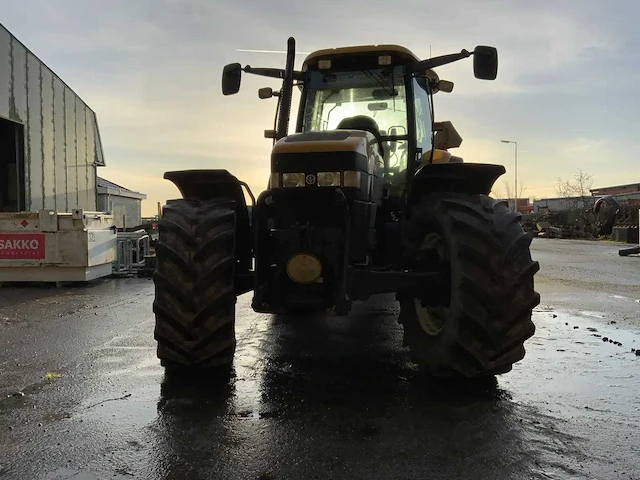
[302,44,422,70]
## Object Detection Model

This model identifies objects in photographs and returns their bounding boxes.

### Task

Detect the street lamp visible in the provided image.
[501,140,518,212]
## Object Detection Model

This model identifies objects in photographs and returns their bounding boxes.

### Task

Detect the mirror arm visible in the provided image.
[409,49,473,73]
[243,66,306,81]
[243,66,284,79]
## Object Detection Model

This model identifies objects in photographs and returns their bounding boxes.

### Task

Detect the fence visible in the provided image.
[113,230,150,276]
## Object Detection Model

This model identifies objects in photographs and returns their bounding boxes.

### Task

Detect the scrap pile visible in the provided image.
[521,196,625,240]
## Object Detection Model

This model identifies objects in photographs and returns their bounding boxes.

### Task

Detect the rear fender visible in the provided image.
[407,163,505,207]
[164,169,254,271]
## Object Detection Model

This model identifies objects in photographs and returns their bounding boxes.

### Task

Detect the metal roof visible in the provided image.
[590,183,640,195]
[303,44,421,69]
[97,177,146,200]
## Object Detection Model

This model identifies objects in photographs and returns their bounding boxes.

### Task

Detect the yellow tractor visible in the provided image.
[153,38,540,378]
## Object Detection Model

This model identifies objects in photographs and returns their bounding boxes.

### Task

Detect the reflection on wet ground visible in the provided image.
[0,286,639,479]
[153,300,541,479]
[501,307,640,480]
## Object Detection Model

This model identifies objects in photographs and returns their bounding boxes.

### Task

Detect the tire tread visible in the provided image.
[153,198,237,370]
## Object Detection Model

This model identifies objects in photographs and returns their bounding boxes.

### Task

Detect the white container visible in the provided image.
[0,209,116,282]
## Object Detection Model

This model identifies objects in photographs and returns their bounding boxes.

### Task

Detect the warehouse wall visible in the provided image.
[97,194,142,229]
[0,24,104,213]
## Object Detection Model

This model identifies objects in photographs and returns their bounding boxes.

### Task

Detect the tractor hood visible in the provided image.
[272,130,377,156]
[271,130,383,175]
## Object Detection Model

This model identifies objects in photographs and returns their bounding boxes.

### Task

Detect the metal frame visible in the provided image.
[113,231,151,276]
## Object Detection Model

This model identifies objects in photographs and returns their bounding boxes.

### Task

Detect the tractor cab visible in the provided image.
[236,43,487,203]
[295,45,437,194]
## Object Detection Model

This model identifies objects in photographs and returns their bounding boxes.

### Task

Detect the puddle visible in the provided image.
[78,383,159,431]
[230,314,272,419]
[501,309,640,424]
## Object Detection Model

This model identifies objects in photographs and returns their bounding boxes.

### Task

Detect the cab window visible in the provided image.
[412,77,432,156]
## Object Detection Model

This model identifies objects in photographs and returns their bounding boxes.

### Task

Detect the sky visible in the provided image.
[1,0,639,215]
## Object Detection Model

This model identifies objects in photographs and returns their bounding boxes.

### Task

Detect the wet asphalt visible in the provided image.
[0,238,639,480]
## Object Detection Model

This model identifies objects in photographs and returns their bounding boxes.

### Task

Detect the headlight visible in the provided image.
[317,172,341,187]
[343,171,362,188]
[282,173,305,188]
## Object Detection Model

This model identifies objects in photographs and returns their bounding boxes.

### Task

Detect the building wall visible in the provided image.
[612,193,640,203]
[0,24,104,212]
[97,194,142,229]
[591,184,640,196]
[533,196,594,212]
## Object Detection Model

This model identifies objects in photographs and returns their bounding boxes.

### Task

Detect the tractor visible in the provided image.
[152,38,540,378]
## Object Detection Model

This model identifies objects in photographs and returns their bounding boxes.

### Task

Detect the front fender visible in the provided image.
[164,169,250,203]
[163,169,254,271]
[407,163,505,207]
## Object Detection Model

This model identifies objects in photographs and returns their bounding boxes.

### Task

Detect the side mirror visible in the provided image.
[473,46,498,80]
[222,63,242,95]
[258,87,274,99]
[437,80,454,93]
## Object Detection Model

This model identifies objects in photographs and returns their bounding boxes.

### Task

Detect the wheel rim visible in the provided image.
[414,232,450,336]
[414,300,448,335]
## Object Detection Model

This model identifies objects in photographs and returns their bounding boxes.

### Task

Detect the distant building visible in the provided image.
[532,196,594,213]
[97,177,146,229]
[495,197,532,213]
[0,23,105,213]
[590,182,640,207]
[590,183,640,196]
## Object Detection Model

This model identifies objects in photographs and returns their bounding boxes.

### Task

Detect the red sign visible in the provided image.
[0,234,46,259]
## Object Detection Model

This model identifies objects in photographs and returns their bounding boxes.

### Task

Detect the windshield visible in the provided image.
[302,67,408,137]
[301,67,410,190]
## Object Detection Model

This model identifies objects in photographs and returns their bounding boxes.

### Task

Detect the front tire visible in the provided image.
[399,193,540,377]
[153,198,237,374]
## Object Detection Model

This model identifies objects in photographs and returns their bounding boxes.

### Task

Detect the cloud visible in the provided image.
[560,138,610,154]
[2,0,639,216]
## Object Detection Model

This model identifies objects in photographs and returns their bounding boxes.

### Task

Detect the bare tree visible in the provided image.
[554,169,594,197]
[554,169,594,210]
[493,179,527,211]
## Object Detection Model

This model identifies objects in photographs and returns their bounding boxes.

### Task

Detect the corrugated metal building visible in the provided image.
[97,177,146,229]
[0,23,104,214]
[532,196,594,212]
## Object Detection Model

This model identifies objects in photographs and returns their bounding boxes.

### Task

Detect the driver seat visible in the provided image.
[336,115,385,158]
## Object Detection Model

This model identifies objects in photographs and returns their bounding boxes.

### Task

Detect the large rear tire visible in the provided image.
[399,193,540,377]
[153,198,237,374]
